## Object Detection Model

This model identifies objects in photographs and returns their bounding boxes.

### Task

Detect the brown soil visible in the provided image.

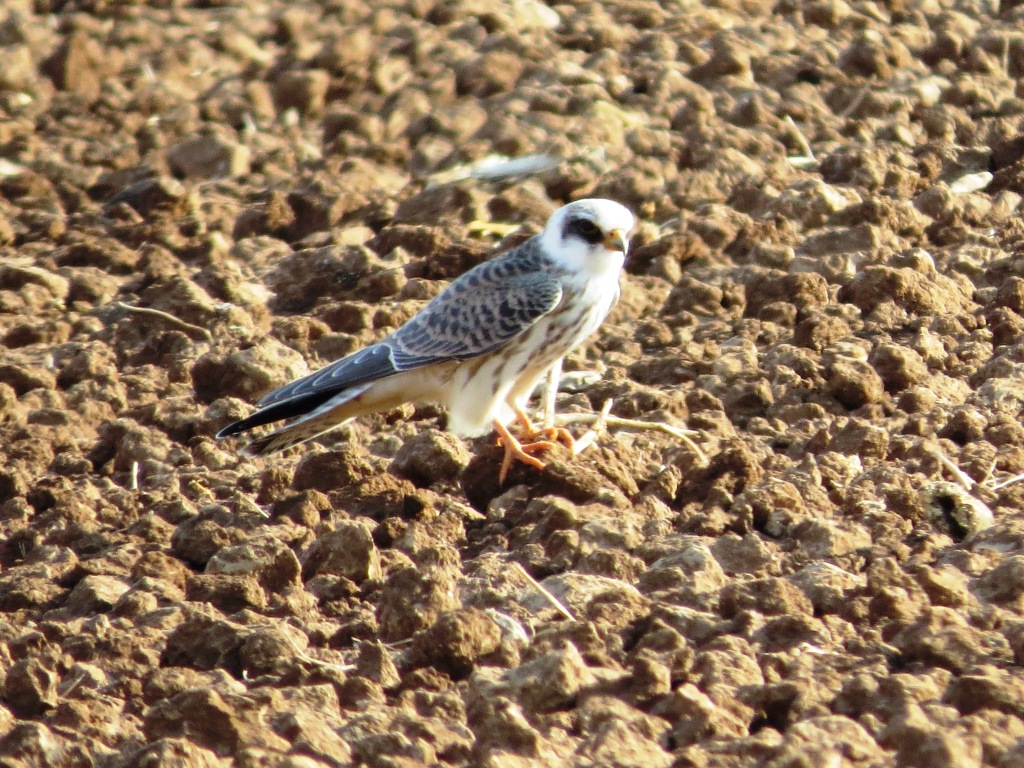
[3,0,1024,766]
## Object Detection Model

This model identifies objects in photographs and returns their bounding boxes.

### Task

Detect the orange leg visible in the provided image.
[493,419,558,485]
[512,406,575,450]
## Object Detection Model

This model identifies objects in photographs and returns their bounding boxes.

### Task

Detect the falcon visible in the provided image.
[216,198,635,482]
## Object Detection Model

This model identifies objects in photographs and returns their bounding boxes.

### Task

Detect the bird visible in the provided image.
[216,198,635,483]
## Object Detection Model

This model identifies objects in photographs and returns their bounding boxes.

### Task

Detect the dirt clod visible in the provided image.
[3,0,1024,765]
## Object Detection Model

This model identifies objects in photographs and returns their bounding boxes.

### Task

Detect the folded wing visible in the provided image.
[216,267,562,438]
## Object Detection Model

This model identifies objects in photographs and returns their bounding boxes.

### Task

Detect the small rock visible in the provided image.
[709,533,778,575]
[662,275,731,317]
[771,715,883,767]
[890,607,1012,672]
[63,574,130,616]
[792,516,873,558]
[0,363,57,396]
[0,264,69,302]
[57,662,108,697]
[3,658,58,717]
[827,357,885,409]
[945,666,1024,718]
[838,266,971,315]
[691,636,763,689]
[831,423,888,460]
[870,343,929,392]
[894,730,982,768]
[131,551,193,591]
[301,520,382,583]
[767,179,860,228]
[973,556,1024,612]
[719,576,814,618]
[192,339,308,404]
[630,646,674,698]
[161,612,250,675]
[292,449,376,493]
[654,683,750,745]
[185,573,268,613]
[743,270,829,318]
[506,643,597,712]
[54,340,118,388]
[238,625,310,678]
[351,641,401,688]
[266,245,390,312]
[102,176,189,216]
[207,535,301,593]
[799,223,880,257]
[916,565,971,608]
[0,566,67,610]
[274,710,354,765]
[391,428,472,486]
[838,29,912,78]
[232,190,296,240]
[170,505,249,569]
[0,44,36,92]
[689,31,753,81]
[638,544,728,610]
[410,608,502,677]
[143,667,244,706]
[455,51,525,97]
[789,562,865,615]
[314,28,373,74]
[0,722,66,766]
[579,710,674,768]
[794,311,851,351]
[523,572,646,622]
[377,565,460,642]
[167,134,251,180]
[273,69,330,117]
[997,277,1024,314]
[123,738,223,768]
[41,31,103,101]
[271,490,331,527]
[136,273,226,329]
[144,687,290,756]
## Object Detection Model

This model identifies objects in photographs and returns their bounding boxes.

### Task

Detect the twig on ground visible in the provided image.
[513,562,576,622]
[281,632,355,674]
[838,87,869,119]
[784,115,816,166]
[115,301,214,341]
[554,409,707,464]
[935,451,977,490]
[571,398,613,456]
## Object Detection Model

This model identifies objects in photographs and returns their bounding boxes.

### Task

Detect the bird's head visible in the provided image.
[540,198,635,278]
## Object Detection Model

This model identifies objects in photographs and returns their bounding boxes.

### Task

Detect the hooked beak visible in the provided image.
[603,228,628,254]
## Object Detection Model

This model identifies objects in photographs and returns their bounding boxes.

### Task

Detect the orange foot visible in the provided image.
[493,419,559,485]
[513,406,576,451]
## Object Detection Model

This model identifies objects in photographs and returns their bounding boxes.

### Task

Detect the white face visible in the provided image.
[540,199,635,278]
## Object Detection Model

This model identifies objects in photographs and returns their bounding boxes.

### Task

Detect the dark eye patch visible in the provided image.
[563,215,603,245]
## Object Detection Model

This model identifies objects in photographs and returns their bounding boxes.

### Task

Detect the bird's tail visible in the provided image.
[219,383,373,455]
[243,416,356,456]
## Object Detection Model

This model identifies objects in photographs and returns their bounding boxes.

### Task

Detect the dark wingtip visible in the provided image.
[216,413,266,439]
[215,422,244,439]
[214,389,339,442]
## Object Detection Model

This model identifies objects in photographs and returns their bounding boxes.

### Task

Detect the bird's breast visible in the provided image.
[443,275,619,436]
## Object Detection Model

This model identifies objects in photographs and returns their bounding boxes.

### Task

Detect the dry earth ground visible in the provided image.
[3,0,1024,766]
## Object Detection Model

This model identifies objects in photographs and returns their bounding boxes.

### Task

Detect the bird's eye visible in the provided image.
[571,218,603,244]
